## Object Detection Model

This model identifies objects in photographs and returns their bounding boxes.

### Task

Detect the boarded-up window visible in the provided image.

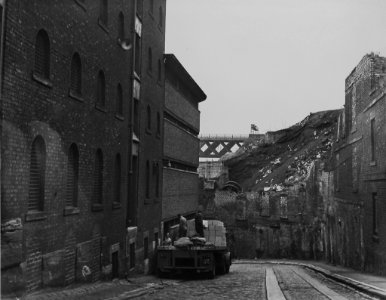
[70,53,82,95]
[35,30,50,78]
[97,70,106,107]
[114,154,121,203]
[28,136,46,211]
[116,84,123,115]
[93,149,103,204]
[66,143,79,207]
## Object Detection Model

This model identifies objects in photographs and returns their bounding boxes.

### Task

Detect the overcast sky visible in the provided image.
[165,0,386,135]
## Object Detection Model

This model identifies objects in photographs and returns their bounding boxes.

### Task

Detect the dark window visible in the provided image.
[136,0,143,17]
[149,0,154,14]
[93,149,103,204]
[154,232,159,248]
[146,160,150,199]
[35,30,50,79]
[28,136,46,211]
[114,153,121,203]
[133,99,139,136]
[116,84,123,115]
[99,0,108,25]
[157,59,161,82]
[155,163,160,197]
[118,12,124,40]
[97,70,106,108]
[144,236,149,259]
[70,53,82,95]
[158,6,163,28]
[66,144,79,207]
[370,118,376,162]
[373,193,378,236]
[134,34,141,76]
[156,112,161,136]
[147,105,151,130]
[148,47,152,72]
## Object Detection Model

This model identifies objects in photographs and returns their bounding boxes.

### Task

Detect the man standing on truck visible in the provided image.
[178,214,187,237]
[195,211,204,237]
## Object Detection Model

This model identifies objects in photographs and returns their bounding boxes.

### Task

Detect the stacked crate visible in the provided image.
[204,220,227,247]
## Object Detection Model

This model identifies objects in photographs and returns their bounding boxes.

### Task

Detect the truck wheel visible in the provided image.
[225,263,230,274]
[208,265,216,279]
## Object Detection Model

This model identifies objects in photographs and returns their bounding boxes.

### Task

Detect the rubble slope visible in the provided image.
[224,110,341,192]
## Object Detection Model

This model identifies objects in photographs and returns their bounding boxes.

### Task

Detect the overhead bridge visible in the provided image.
[199,134,249,159]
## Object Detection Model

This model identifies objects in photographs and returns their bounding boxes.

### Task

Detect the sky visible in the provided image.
[165,0,386,136]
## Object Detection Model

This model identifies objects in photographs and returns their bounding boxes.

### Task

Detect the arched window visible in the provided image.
[35,29,50,79]
[70,53,82,95]
[147,105,151,130]
[146,160,150,199]
[114,154,121,203]
[157,112,161,136]
[147,47,152,72]
[118,12,124,40]
[28,136,46,211]
[116,84,123,115]
[155,163,160,198]
[66,143,79,207]
[97,70,106,108]
[93,149,103,204]
[158,6,163,28]
[99,0,108,25]
[158,59,161,82]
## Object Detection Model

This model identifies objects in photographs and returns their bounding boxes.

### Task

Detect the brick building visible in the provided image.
[1,0,166,295]
[162,54,206,235]
[326,53,386,274]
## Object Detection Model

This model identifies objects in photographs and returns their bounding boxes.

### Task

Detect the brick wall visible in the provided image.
[1,0,134,293]
[331,53,386,275]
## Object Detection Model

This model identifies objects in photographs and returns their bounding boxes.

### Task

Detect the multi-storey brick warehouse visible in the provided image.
[1,0,166,295]
[162,54,206,234]
[326,53,386,275]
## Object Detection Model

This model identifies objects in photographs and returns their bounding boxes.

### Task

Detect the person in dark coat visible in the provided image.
[195,211,204,237]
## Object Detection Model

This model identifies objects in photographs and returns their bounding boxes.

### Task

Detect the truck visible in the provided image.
[156,220,231,278]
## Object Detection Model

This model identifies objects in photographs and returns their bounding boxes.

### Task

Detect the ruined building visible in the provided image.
[325,53,386,274]
[1,0,166,294]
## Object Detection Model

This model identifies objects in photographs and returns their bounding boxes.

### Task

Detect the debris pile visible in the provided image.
[223,110,341,192]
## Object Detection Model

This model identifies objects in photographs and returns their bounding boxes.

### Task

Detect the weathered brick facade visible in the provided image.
[0,0,167,295]
[162,54,206,233]
[327,53,386,275]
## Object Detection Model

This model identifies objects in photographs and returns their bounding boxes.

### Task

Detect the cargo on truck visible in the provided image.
[157,220,231,278]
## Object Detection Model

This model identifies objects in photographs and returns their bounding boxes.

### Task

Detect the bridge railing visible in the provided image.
[199,134,249,140]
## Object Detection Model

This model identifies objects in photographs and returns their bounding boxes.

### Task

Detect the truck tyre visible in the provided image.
[225,263,230,274]
[208,265,216,279]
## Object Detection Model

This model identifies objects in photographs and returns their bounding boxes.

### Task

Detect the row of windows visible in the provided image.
[34,30,125,115]
[28,136,124,212]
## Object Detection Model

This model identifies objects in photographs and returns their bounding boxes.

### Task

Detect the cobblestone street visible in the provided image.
[132,263,377,300]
